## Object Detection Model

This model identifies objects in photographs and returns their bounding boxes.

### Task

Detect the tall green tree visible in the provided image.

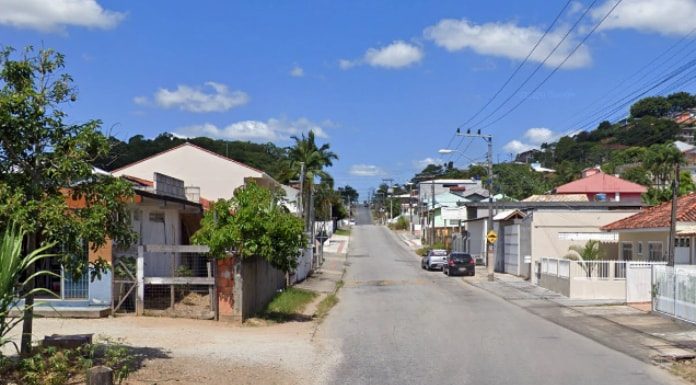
[286,130,338,229]
[192,183,305,272]
[0,47,135,353]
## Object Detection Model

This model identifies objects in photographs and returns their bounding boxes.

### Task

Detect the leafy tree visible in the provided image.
[616,117,679,146]
[0,47,136,353]
[620,166,652,186]
[192,183,305,272]
[492,163,551,200]
[643,171,696,205]
[667,91,696,113]
[630,96,671,118]
[565,240,604,277]
[644,143,683,188]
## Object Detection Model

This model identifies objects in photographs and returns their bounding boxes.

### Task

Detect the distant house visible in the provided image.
[602,193,696,264]
[112,142,280,200]
[554,167,647,203]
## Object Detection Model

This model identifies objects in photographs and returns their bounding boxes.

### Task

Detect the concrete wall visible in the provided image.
[530,210,638,265]
[241,255,287,320]
[112,143,266,200]
[570,279,626,300]
[539,274,570,297]
[292,247,313,283]
[615,231,669,261]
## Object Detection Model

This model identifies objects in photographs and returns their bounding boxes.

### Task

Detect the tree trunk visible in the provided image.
[20,233,37,355]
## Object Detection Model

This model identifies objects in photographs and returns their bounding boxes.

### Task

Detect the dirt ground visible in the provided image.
[3,316,339,385]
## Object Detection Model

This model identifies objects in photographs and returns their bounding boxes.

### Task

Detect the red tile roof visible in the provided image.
[555,171,647,194]
[602,193,696,231]
[121,174,154,187]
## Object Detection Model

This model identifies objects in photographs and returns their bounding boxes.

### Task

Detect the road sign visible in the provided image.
[486,230,498,244]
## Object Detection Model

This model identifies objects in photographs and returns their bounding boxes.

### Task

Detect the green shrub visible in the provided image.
[416,242,448,256]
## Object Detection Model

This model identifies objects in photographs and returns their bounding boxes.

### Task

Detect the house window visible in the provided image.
[621,242,633,261]
[149,212,165,223]
[636,241,643,256]
[648,242,663,261]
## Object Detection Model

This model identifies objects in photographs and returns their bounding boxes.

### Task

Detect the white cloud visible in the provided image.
[503,140,534,154]
[340,41,424,70]
[0,0,125,32]
[524,127,554,145]
[594,0,696,36]
[174,117,330,142]
[413,157,442,169]
[505,127,568,154]
[137,82,249,113]
[349,164,386,177]
[423,18,591,69]
[290,66,304,77]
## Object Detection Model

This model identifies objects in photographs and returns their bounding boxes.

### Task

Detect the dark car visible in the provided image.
[443,252,475,276]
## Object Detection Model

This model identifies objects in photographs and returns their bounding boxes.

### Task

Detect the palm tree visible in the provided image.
[565,240,604,277]
[286,130,338,229]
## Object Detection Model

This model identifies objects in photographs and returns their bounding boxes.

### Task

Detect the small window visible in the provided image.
[648,242,663,261]
[621,242,633,261]
[149,212,165,223]
[636,242,643,255]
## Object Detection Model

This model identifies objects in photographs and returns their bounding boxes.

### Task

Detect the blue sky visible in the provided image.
[3,0,696,199]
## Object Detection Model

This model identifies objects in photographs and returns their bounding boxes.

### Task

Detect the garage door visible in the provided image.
[504,224,520,276]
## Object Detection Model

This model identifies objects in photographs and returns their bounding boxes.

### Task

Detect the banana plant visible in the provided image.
[0,223,58,355]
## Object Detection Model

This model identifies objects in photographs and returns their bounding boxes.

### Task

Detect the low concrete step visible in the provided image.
[10,306,110,319]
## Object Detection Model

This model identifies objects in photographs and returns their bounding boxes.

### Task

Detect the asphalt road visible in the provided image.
[318,207,681,385]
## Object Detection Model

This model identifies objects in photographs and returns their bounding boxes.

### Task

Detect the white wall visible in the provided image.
[113,143,265,200]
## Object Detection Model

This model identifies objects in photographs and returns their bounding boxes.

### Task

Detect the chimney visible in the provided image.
[582,166,601,178]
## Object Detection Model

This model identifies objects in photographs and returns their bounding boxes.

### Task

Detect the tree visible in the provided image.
[616,117,679,146]
[192,183,305,272]
[0,47,136,353]
[286,131,338,229]
[492,163,551,200]
[644,143,683,188]
[643,171,696,205]
[620,166,652,186]
[337,185,359,204]
[667,91,696,113]
[565,240,604,277]
[630,96,671,118]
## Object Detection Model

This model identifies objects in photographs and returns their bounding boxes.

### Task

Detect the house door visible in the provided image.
[626,262,654,303]
[676,238,690,264]
[504,224,520,276]
[143,212,168,276]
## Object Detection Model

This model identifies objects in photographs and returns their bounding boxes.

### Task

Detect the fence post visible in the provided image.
[136,246,144,316]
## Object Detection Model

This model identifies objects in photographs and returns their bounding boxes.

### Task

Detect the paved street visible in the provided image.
[317,207,682,385]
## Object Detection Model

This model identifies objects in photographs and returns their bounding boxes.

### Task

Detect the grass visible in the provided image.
[315,293,339,320]
[262,288,318,322]
[334,228,351,236]
[671,359,696,384]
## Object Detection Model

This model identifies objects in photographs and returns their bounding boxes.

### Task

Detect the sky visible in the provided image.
[2,0,696,199]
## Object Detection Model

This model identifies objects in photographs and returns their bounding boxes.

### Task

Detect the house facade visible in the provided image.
[602,193,696,264]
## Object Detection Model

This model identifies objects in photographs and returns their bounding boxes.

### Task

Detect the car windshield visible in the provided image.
[451,254,471,262]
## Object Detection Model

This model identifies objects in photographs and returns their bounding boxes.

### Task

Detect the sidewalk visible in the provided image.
[463,267,696,363]
[393,230,422,250]
[294,233,349,294]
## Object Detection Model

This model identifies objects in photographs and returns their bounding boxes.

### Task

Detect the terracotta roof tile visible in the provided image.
[555,171,647,194]
[601,193,696,231]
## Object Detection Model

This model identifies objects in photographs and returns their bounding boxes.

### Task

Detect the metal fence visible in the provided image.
[653,265,696,323]
[541,258,628,280]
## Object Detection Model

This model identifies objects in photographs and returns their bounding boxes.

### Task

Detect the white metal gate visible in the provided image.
[626,262,654,303]
[504,224,520,276]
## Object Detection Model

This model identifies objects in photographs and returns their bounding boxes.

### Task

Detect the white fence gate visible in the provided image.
[504,224,520,276]
[626,262,654,303]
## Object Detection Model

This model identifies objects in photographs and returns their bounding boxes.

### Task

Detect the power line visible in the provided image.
[466,0,600,131]
[456,0,575,131]
[477,0,625,132]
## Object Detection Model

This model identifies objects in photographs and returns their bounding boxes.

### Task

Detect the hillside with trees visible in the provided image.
[408,92,696,203]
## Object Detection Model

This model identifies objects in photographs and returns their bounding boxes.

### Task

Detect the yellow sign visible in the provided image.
[486,230,498,244]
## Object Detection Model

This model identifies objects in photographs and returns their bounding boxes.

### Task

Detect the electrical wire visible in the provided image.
[477,0,625,131]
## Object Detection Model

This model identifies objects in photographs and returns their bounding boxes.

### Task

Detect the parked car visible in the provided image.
[443,252,475,276]
[421,249,448,270]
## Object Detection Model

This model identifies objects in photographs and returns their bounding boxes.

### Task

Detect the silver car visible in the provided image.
[421,249,448,271]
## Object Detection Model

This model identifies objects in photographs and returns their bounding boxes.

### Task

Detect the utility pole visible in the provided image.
[431,179,436,245]
[456,128,495,281]
[382,178,394,222]
[407,182,414,234]
[299,162,305,228]
[668,161,680,266]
